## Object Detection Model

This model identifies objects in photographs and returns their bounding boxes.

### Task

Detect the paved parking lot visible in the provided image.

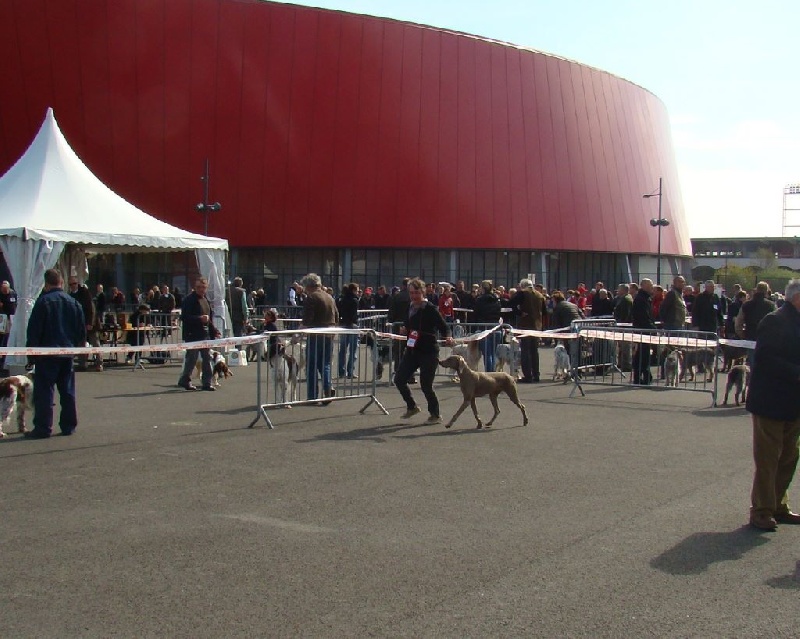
[2,351,798,637]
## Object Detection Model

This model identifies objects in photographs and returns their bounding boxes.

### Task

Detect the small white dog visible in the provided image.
[664,350,683,387]
[285,335,307,381]
[495,337,521,373]
[553,343,572,382]
[451,341,482,373]
[0,374,33,437]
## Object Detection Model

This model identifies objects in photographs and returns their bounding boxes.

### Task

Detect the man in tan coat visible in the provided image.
[511,278,545,383]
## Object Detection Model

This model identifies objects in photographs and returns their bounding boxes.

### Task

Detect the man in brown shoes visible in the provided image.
[746,279,800,531]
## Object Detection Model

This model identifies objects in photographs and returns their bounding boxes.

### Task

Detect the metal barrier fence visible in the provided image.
[249,328,389,428]
[569,326,720,405]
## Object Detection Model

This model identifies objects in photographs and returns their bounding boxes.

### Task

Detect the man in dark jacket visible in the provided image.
[745,279,800,531]
[631,279,655,385]
[25,269,86,438]
[736,281,777,341]
[177,277,221,391]
[511,278,546,383]
[337,282,360,378]
[228,277,248,337]
[473,280,502,372]
[691,280,723,335]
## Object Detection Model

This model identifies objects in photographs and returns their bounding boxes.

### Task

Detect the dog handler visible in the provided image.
[395,278,454,423]
[25,269,86,438]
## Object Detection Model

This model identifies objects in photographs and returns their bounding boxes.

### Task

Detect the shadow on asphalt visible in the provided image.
[650,525,771,575]
[293,420,526,443]
[764,571,800,590]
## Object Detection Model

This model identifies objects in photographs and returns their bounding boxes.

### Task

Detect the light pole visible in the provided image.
[643,177,668,285]
[195,158,221,236]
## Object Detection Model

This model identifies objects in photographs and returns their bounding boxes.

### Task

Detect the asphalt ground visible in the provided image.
[1,349,798,638]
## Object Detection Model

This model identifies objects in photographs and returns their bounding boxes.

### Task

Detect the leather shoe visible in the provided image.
[178,382,198,391]
[200,386,216,391]
[775,511,800,525]
[750,513,778,531]
[23,430,50,439]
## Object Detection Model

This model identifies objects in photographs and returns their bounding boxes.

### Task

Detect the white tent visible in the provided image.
[0,108,230,362]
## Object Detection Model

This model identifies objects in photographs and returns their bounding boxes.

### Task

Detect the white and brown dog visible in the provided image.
[0,374,33,437]
[194,350,233,386]
[552,343,572,382]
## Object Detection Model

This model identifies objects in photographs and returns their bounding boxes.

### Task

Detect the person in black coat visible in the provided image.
[336,283,360,378]
[745,280,800,530]
[631,279,655,385]
[472,280,502,372]
[177,277,221,391]
[395,278,454,422]
[691,280,723,335]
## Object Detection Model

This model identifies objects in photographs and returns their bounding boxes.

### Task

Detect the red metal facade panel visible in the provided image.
[0,0,691,256]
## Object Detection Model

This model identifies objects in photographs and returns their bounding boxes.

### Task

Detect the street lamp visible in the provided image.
[195,158,221,236]
[643,177,669,285]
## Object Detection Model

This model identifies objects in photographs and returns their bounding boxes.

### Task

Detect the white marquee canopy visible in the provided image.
[0,108,230,360]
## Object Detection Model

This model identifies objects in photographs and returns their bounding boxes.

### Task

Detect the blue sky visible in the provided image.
[275,0,800,238]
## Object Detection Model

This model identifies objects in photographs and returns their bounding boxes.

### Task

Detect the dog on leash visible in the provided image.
[245,324,265,362]
[723,364,750,406]
[552,343,572,382]
[0,374,33,437]
[194,349,233,386]
[664,350,684,387]
[438,355,528,429]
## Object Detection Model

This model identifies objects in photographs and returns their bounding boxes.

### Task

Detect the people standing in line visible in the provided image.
[0,280,17,376]
[67,276,103,372]
[337,282,360,378]
[659,275,687,331]
[511,278,546,383]
[177,277,221,391]
[25,269,86,438]
[229,276,249,338]
[631,278,655,385]
[472,280,502,372]
[691,279,723,335]
[395,278,454,423]
[300,273,338,402]
[745,279,800,531]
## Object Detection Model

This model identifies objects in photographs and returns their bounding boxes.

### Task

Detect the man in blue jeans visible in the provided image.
[300,273,338,402]
[25,269,86,438]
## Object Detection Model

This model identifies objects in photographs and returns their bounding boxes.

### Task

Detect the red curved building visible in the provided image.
[0,0,690,298]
